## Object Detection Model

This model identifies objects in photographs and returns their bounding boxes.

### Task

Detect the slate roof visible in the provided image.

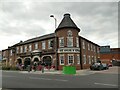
[56,13,80,32]
[13,33,55,46]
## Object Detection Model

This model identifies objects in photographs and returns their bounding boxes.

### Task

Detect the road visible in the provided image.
[2,70,119,89]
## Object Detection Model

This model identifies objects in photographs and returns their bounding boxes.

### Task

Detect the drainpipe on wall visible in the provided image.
[55,34,58,70]
[79,37,83,69]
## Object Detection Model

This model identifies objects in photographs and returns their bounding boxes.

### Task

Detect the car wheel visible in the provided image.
[99,67,101,71]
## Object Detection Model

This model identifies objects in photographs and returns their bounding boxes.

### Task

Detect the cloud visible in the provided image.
[0,1,118,50]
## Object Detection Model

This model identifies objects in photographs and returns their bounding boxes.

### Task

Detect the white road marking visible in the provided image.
[94,82,118,87]
[29,77,68,82]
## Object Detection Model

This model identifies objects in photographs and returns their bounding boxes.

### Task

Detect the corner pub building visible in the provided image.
[2,13,100,70]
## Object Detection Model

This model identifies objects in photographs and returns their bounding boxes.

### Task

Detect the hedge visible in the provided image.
[2,66,20,70]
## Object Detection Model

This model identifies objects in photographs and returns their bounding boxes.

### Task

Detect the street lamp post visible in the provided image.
[50,15,57,30]
[50,15,58,70]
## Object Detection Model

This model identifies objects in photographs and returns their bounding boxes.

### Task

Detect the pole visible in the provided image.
[50,15,58,70]
[54,18,57,29]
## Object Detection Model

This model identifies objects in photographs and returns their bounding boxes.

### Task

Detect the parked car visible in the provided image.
[90,63,109,70]
[102,63,109,70]
[90,63,103,70]
[108,63,112,67]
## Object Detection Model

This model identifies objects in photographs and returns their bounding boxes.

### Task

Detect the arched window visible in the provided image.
[67,30,73,47]
[67,30,72,37]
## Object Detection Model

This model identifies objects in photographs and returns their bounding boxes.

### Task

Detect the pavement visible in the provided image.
[3,66,119,76]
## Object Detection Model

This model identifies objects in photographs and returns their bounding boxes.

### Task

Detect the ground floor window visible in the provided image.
[92,56,94,63]
[94,56,97,63]
[68,54,74,65]
[59,54,64,65]
[77,54,80,64]
[83,55,86,64]
[88,55,91,64]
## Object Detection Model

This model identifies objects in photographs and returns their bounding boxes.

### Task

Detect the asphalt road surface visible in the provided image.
[2,71,119,89]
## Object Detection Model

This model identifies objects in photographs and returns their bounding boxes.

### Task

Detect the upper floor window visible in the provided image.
[59,54,64,65]
[29,44,32,52]
[88,43,90,50]
[3,51,6,57]
[91,44,93,51]
[82,40,85,49]
[68,54,74,65]
[24,45,27,53]
[48,39,53,49]
[42,41,46,49]
[20,46,23,53]
[67,30,73,47]
[35,43,38,50]
[94,46,96,52]
[59,37,64,47]
[67,30,72,37]
[67,37,73,47]
[97,47,99,53]
[76,37,79,47]
[16,47,19,53]
[10,50,12,56]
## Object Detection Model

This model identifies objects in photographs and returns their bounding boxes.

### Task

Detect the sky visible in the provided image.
[0,0,119,51]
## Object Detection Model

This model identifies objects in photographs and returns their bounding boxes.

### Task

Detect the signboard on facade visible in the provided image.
[58,48,80,53]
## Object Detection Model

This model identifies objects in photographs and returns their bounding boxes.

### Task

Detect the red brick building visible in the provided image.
[100,46,120,65]
[2,13,100,70]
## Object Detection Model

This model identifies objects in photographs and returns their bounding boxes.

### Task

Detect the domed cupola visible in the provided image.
[55,13,80,32]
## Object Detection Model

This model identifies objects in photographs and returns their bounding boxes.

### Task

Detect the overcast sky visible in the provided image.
[0,0,119,51]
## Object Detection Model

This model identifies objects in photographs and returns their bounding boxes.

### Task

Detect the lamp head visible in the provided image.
[50,15,54,17]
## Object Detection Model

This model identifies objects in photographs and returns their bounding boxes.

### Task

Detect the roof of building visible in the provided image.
[79,36,100,47]
[13,33,55,46]
[55,13,80,32]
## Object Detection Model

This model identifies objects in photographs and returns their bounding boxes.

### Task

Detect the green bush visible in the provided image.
[2,66,20,71]
[2,66,10,70]
[10,67,19,70]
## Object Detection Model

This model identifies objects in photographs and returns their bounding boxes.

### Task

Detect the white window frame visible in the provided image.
[76,37,79,47]
[77,54,80,64]
[82,40,85,49]
[97,47,99,53]
[42,41,46,49]
[10,50,12,56]
[91,44,93,51]
[67,30,72,37]
[48,39,53,49]
[92,56,94,63]
[59,37,64,47]
[9,59,13,66]
[94,46,96,52]
[67,37,73,47]
[16,47,19,54]
[88,43,90,50]
[68,54,74,65]
[88,55,91,64]
[24,45,27,53]
[83,55,86,64]
[35,43,38,50]
[59,54,64,65]
[94,56,97,63]
[3,51,6,57]
[29,44,32,52]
